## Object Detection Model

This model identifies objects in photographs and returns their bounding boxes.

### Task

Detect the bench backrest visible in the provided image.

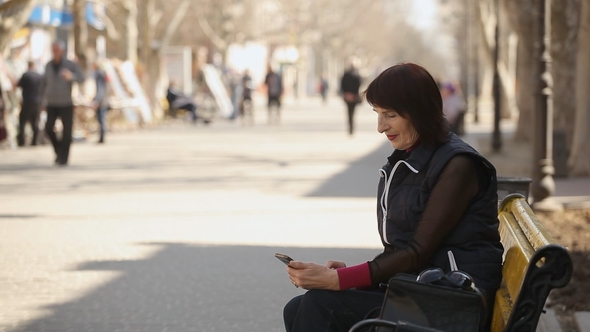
[491,194,573,332]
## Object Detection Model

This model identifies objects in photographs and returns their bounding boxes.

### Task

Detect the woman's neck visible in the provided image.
[405,139,421,153]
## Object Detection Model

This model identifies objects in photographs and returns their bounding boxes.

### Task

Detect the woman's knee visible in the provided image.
[294,289,337,315]
[283,295,303,331]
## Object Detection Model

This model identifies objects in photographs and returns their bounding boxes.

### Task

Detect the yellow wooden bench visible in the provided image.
[491,194,573,332]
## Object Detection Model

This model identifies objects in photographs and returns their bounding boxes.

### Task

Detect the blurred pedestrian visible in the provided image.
[319,74,329,104]
[166,80,198,123]
[228,68,242,120]
[16,61,42,146]
[0,83,6,144]
[264,65,283,125]
[340,64,361,135]
[240,69,254,125]
[91,61,108,144]
[42,41,85,166]
[441,82,466,136]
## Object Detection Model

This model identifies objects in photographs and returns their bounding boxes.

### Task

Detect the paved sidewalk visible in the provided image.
[0,96,388,331]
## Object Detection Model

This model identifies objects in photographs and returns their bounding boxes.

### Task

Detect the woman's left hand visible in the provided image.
[287,261,340,290]
[326,260,346,269]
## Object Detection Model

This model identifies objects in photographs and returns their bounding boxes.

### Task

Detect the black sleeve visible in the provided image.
[368,154,481,285]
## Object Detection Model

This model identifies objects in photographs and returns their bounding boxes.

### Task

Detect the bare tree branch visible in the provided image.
[0,0,36,53]
[194,5,227,50]
[159,0,189,49]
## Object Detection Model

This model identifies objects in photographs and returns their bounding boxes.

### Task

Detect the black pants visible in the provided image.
[283,289,385,332]
[346,102,357,135]
[45,105,74,164]
[17,102,40,146]
[268,96,281,124]
[96,106,107,142]
[171,103,198,123]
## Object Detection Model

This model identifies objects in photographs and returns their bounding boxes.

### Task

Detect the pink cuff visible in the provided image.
[336,262,372,290]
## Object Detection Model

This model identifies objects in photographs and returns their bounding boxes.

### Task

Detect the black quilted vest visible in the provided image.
[376,133,503,294]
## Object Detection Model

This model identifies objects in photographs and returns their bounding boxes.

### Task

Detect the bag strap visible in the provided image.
[349,319,445,332]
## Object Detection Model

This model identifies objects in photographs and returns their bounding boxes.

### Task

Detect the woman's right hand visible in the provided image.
[287,261,339,290]
[325,260,346,269]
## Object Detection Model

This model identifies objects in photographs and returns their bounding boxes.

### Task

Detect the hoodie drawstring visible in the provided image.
[379,160,419,244]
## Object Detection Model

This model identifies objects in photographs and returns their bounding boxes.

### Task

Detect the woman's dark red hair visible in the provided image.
[363,63,448,148]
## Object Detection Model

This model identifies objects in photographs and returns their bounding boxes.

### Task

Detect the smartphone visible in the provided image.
[274,253,294,265]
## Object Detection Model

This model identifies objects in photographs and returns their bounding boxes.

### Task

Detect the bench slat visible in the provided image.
[493,211,534,332]
[491,284,513,332]
[501,196,554,251]
[498,212,534,299]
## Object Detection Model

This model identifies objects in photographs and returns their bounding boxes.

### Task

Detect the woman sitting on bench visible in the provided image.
[281,63,504,332]
[166,80,199,123]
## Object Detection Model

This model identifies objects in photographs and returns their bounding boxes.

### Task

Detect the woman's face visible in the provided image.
[374,106,419,150]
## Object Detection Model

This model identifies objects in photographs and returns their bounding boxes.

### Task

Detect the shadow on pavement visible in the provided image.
[306,141,392,198]
[0,214,42,219]
[11,243,380,332]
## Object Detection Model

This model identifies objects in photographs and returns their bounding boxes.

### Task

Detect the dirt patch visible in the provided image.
[536,209,590,332]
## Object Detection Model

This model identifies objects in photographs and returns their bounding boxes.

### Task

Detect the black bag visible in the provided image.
[375,273,487,332]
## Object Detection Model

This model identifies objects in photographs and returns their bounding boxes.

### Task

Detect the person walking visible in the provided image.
[16,61,43,146]
[240,69,254,125]
[441,82,466,136]
[340,64,361,136]
[319,73,329,104]
[91,61,108,143]
[264,65,283,125]
[0,83,6,144]
[41,41,85,166]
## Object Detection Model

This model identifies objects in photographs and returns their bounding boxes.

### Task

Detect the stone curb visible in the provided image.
[537,309,562,332]
[576,311,590,332]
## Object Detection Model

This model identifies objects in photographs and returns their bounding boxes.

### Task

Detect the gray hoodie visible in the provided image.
[42,57,85,107]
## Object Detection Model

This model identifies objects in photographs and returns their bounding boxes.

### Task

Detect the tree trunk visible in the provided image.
[139,0,154,106]
[457,0,469,102]
[140,0,153,68]
[477,1,519,126]
[0,0,36,54]
[568,0,590,175]
[72,0,88,71]
[513,40,537,143]
[145,0,189,118]
[117,0,137,63]
[551,0,580,149]
[502,0,537,142]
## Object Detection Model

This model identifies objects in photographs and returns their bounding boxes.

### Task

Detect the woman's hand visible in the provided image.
[287,261,340,290]
[326,260,346,269]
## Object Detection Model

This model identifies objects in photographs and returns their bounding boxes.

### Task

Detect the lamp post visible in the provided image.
[530,0,561,211]
[492,0,502,152]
